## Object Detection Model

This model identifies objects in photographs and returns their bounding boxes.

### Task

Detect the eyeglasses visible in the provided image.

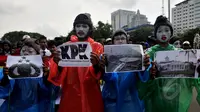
[114,37,126,41]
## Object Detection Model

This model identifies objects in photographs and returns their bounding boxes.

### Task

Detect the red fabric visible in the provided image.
[42,56,50,67]
[13,48,20,56]
[0,55,7,66]
[48,35,104,112]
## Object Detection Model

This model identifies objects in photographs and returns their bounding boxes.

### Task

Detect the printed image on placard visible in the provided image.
[6,55,43,79]
[57,42,92,67]
[104,44,144,73]
[155,50,200,78]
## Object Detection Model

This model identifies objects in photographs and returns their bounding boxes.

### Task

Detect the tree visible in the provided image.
[181,28,200,41]
[93,21,113,40]
[1,31,45,44]
[128,26,154,42]
[174,28,200,48]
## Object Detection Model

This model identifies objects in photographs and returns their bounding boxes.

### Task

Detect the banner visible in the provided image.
[155,49,200,78]
[104,44,144,73]
[6,55,43,79]
[57,42,92,67]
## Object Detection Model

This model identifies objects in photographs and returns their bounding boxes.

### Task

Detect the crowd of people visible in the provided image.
[0,12,199,112]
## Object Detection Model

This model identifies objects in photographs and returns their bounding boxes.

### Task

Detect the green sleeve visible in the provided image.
[146,47,155,60]
[194,78,200,104]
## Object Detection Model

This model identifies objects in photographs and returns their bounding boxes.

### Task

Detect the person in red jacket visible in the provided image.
[48,13,104,112]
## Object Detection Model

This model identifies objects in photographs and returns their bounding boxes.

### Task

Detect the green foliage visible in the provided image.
[1,31,45,43]
[54,36,66,46]
[93,21,113,40]
[171,28,200,47]
[128,26,154,42]
[181,28,200,42]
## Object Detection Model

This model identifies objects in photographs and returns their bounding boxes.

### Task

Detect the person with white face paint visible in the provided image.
[0,38,59,112]
[75,24,90,39]
[100,29,151,112]
[138,15,200,112]
[48,13,104,112]
[173,40,181,48]
[156,26,171,43]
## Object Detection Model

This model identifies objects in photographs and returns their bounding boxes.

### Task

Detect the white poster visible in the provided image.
[6,55,43,79]
[104,44,144,73]
[155,50,200,78]
[57,42,92,67]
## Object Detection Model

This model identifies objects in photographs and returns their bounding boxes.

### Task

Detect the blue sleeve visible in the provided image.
[38,75,60,100]
[0,68,15,99]
[138,59,152,82]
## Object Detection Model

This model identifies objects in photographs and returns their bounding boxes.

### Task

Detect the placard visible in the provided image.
[6,55,43,79]
[57,42,92,67]
[104,44,144,73]
[155,50,200,78]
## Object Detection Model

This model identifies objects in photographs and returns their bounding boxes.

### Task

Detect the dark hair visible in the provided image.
[39,36,47,42]
[3,40,11,46]
[48,40,56,47]
[54,37,64,46]
[111,29,128,44]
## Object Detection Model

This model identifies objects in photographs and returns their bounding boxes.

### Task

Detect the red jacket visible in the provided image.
[48,35,104,112]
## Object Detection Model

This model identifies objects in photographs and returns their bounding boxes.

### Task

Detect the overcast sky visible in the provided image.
[0,0,183,39]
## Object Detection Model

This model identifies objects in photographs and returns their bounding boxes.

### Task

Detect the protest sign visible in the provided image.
[57,42,92,67]
[104,44,144,73]
[6,55,43,79]
[155,49,200,78]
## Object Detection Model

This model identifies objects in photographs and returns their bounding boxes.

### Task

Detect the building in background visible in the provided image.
[111,9,136,31]
[131,10,150,27]
[172,0,200,34]
[111,9,150,31]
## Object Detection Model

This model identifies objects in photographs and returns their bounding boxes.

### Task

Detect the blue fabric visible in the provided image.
[0,67,4,81]
[102,64,151,112]
[0,67,59,112]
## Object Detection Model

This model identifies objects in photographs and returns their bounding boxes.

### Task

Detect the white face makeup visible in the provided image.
[156,25,171,43]
[173,41,181,48]
[113,34,127,45]
[20,46,37,56]
[75,24,90,38]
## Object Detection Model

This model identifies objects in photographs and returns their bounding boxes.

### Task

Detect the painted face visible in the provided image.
[75,24,90,38]
[20,46,37,56]
[113,34,127,45]
[156,25,171,43]
[173,41,181,48]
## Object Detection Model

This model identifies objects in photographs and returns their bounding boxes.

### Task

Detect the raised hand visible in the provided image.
[90,52,100,66]
[150,62,157,79]
[144,54,150,69]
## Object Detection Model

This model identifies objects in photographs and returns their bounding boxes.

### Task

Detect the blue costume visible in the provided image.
[0,68,59,112]
[102,65,151,112]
